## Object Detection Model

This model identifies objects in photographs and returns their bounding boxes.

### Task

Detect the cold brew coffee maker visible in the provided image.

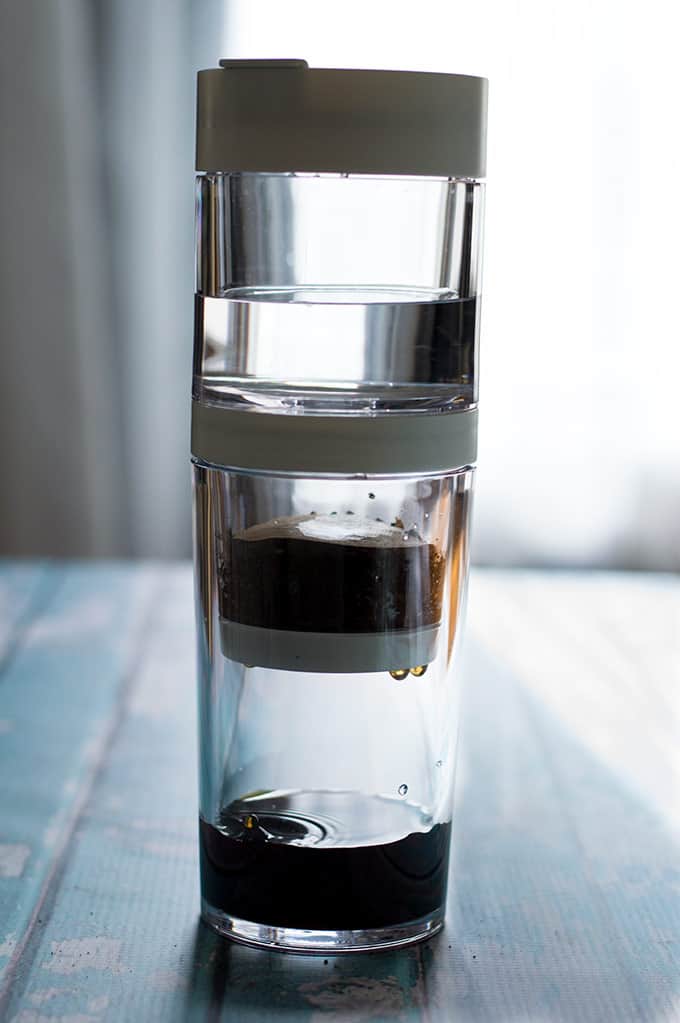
[192,59,487,952]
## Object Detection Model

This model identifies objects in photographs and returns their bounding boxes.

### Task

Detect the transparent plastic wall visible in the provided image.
[192,171,484,952]
[194,466,472,948]
[194,174,484,414]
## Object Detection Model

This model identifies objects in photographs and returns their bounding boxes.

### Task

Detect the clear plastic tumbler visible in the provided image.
[191,59,487,952]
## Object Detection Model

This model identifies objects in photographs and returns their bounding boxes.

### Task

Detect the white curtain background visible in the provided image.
[0,0,223,557]
[1,0,678,567]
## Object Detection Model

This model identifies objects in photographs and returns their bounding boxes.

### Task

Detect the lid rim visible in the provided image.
[196,60,488,179]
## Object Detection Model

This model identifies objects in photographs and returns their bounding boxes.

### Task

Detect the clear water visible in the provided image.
[194,288,478,414]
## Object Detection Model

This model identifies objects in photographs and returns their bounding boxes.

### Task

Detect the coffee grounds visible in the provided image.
[217,513,444,634]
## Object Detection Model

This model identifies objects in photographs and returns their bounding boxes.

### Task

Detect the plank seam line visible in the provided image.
[207,937,231,1023]
[0,570,167,1020]
[0,567,63,684]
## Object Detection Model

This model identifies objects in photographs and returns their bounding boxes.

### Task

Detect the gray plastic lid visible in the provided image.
[196,59,487,178]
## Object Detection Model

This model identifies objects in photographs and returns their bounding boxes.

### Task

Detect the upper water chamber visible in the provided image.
[193,173,484,416]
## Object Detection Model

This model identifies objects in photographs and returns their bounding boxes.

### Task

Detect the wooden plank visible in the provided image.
[0,562,160,1005]
[1,565,200,1022]
[421,572,680,1022]
[3,568,679,1022]
[469,572,680,830]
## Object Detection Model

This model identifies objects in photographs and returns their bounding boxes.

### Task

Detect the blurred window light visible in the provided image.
[224,0,680,569]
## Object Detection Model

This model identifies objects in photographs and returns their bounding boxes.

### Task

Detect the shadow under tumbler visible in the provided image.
[191,59,487,952]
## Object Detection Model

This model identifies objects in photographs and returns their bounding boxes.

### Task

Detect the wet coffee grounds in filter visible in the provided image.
[216,512,445,634]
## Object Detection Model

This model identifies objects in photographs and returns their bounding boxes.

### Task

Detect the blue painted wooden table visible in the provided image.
[0,563,678,1022]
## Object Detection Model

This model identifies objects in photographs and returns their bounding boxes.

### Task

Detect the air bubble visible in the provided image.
[435,760,443,768]
[398,784,408,797]
[244,814,259,830]
[390,669,409,681]
[368,492,375,500]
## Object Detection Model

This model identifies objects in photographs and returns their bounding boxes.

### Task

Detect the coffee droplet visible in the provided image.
[390,669,409,681]
[244,814,258,830]
[410,665,427,677]
[368,492,376,500]
[398,784,408,796]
